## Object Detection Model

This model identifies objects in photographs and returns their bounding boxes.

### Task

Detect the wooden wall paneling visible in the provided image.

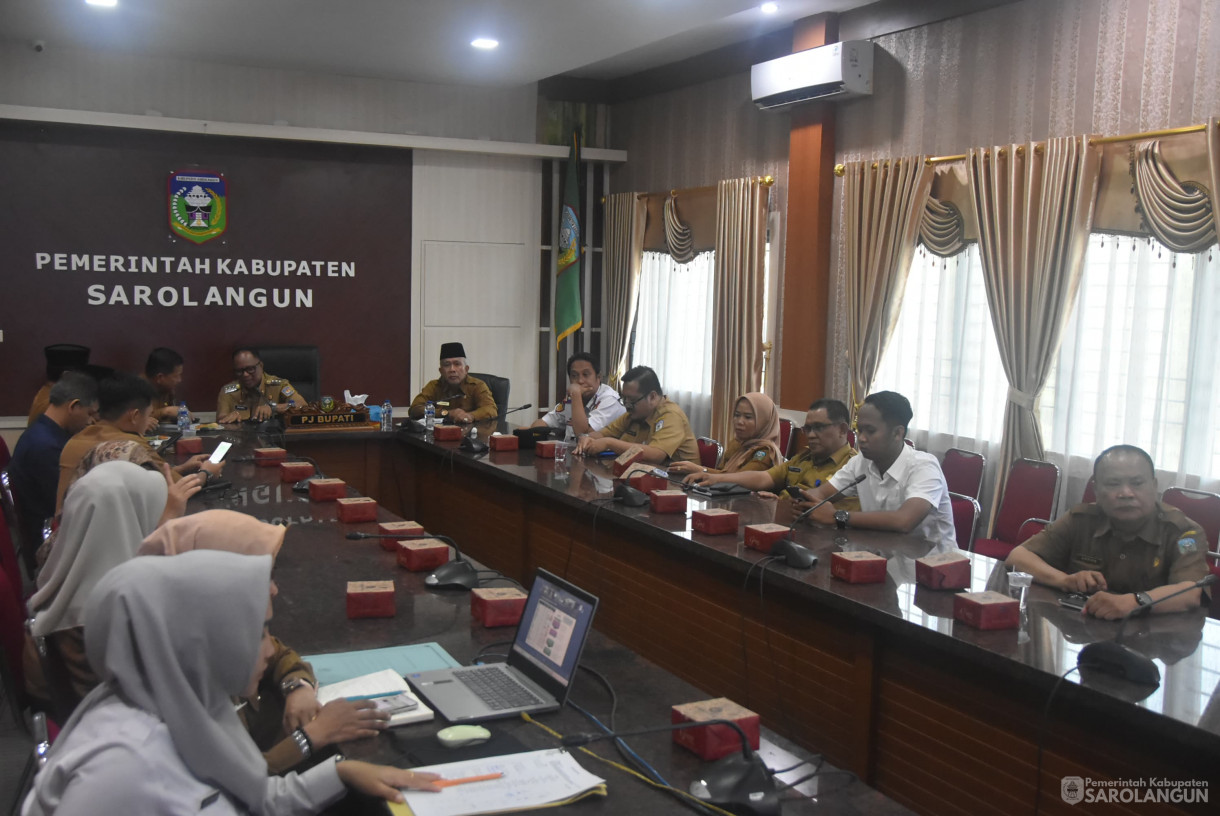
[286,437,382,499]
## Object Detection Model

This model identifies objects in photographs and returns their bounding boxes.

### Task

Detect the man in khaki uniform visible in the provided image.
[1007,444,1210,620]
[686,398,860,511]
[407,342,497,424]
[144,347,188,426]
[27,344,91,427]
[574,365,699,465]
[216,348,299,423]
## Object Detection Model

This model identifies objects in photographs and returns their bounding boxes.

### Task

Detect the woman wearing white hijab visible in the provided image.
[23,550,439,815]
[23,460,168,709]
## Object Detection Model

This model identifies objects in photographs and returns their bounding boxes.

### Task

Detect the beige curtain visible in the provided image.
[968,136,1101,522]
[1130,141,1216,252]
[603,192,647,387]
[1209,117,1220,249]
[919,196,967,257]
[710,178,768,445]
[842,157,934,417]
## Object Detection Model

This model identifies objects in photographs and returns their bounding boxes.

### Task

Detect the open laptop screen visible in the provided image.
[510,570,598,688]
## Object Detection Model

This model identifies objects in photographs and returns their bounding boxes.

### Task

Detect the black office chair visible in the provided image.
[254,345,321,405]
[469,372,509,415]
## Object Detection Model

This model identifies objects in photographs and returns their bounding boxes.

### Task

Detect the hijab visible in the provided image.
[139,510,286,558]
[720,392,784,472]
[30,460,167,637]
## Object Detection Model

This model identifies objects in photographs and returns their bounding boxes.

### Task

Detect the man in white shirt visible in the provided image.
[802,390,956,552]
[531,352,625,436]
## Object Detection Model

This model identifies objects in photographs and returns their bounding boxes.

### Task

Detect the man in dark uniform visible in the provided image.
[1006,444,1210,619]
[574,365,699,465]
[407,342,497,424]
[216,348,298,423]
[27,344,90,427]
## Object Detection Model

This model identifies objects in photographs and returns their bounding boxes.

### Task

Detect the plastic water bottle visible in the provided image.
[424,401,436,431]
[469,426,478,442]
[380,399,393,432]
[177,402,192,436]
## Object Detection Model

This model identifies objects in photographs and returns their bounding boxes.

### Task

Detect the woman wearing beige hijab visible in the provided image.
[140,511,389,774]
[669,392,786,475]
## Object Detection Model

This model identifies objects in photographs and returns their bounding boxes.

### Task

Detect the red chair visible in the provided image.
[1160,487,1220,552]
[973,459,1060,561]
[1081,476,1096,504]
[948,492,980,551]
[696,437,722,470]
[847,429,857,449]
[778,419,796,458]
[0,508,23,600]
[1016,518,1050,545]
[0,436,10,472]
[942,448,985,500]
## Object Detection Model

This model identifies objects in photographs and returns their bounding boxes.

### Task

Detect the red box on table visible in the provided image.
[471,587,529,627]
[612,446,645,476]
[346,580,395,619]
[280,461,315,482]
[176,436,203,455]
[254,447,287,466]
[396,538,451,571]
[916,551,972,590]
[433,425,462,441]
[535,440,560,458]
[650,489,687,514]
[378,520,425,551]
[336,497,378,523]
[744,523,789,554]
[307,478,347,501]
[488,433,519,452]
[671,698,760,761]
[692,508,740,535]
[831,551,888,583]
[953,591,1020,630]
[629,472,669,493]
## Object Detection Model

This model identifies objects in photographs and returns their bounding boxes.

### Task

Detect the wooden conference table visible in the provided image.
[195,423,1219,816]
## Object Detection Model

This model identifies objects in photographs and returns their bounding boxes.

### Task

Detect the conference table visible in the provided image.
[191,422,1219,816]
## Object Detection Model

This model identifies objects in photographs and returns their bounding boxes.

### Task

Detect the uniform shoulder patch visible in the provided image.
[753,450,768,461]
[655,419,664,432]
[222,383,240,394]
[281,387,295,397]
[1177,532,1199,554]
[267,378,284,385]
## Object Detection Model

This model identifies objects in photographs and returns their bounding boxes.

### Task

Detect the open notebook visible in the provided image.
[316,668,434,727]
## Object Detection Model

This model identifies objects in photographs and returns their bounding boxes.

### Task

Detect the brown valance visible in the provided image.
[640,185,717,253]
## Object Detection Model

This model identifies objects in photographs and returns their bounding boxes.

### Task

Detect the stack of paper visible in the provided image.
[316,668,433,727]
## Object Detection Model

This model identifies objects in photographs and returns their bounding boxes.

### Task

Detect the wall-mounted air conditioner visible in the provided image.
[751,40,874,111]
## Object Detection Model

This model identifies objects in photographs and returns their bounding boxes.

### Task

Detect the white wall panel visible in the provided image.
[421,242,530,327]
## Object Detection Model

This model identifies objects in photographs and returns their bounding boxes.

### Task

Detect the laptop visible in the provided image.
[407,569,599,723]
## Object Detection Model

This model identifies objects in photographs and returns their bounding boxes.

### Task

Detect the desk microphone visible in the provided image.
[344,531,479,590]
[1076,573,1216,686]
[772,474,866,569]
[287,455,328,492]
[459,405,533,453]
[563,720,778,816]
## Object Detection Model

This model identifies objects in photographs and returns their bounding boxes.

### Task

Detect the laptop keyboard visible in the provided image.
[453,667,543,710]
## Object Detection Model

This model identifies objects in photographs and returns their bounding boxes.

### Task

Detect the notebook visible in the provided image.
[407,569,599,723]
[316,668,434,727]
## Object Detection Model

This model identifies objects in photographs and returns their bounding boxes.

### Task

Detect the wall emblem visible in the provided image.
[168,170,227,244]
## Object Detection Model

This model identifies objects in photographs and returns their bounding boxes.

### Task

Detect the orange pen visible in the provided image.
[435,773,504,789]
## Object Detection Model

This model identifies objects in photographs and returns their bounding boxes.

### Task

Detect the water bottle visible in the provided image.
[380,399,393,432]
[469,426,478,442]
[177,402,192,436]
[424,401,436,431]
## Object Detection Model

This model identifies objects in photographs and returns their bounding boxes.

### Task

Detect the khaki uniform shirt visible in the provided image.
[28,382,53,427]
[216,372,298,420]
[408,376,497,421]
[238,636,317,774]
[1021,502,1210,595]
[765,445,861,511]
[56,423,169,511]
[599,398,700,464]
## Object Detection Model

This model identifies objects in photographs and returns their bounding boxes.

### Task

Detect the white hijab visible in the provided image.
[29,460,167,637]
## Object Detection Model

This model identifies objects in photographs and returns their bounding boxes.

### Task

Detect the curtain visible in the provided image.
[603,192,647,388]
[1130,141,1216,252]
[709,178,768,445]
[1209,117,1220,249]
[663,196,696,263]
[968,136,1101,525]
[842,156,934,418]
[919,197,967,257]
[633,250,715,436]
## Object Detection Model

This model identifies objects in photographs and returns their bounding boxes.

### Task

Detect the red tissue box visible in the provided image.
[535,440,560,458]
[378,521,425,551]
[743,523,790,554]
[692,508,740,535]
[280,461,315,482]
[650,489,687,514]
[176,436,203,455]
[629,472,669,493]
[471,587,529,627]
[488,434,519,451]
[346,581,395,619]
[433,425,463,441]
[336,497,378,523]
[916,551,972,590]
[954,591,1020,630]
[307,478,347,501]
[254,447,287,466]
[671,698,760,761]
[831,551,888,583]
[612,446,645,476]
[396,538,451,572]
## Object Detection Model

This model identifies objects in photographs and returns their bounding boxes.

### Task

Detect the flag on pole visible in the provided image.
[554,131,582,347]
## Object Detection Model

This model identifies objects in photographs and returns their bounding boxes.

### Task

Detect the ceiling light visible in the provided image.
[761,2,778,13]
[86,0,118,7]
[471,38,498,50]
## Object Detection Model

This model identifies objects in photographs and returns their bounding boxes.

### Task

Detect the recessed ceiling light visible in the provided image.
[86,0,118,7]
[471,38,499,50]
[761,2,778,13]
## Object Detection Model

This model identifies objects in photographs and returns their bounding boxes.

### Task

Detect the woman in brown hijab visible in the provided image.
[669,392,786,475]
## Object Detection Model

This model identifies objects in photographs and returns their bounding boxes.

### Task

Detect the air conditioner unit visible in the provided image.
[751,40,874,110]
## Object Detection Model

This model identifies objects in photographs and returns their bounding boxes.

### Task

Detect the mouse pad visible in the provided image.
[390,728,531,766]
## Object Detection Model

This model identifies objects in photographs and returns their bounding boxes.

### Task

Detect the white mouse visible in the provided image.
[436,724,491,748]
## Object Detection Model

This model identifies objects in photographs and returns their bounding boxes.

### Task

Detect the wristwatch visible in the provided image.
[280,677,315,696]
[1134,591,1153,608]
[834,509,850,530]
[290,727,313,759]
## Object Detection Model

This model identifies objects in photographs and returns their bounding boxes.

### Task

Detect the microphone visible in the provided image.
[563,720,778,816]
[790,474,866,528]
[287,455,328,492]
[771,474,866,569]
[461,405,536,453]
[1076,573,1217,686]
[345,531,479,590]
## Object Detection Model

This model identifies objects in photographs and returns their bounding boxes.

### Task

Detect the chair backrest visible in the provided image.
[0,566,28,724]
[948,492,980,551]
[0,435,10,472]
[1,470,36,582]
[778,419,795,458]
[0,505,23,599]
[254,345,321,404]
[468,373,510,416]
[846,429,857,449]
[1081,476,1096,504]
[1016,518,1050,545]
[696,437,722,470]
[1161,487,1220,552]
[942,448,985,500]
[992,459,1060,544]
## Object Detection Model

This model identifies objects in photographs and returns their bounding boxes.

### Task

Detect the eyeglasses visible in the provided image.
[234,363,261,376]
[619,394,647,410]
[802,422,837,434]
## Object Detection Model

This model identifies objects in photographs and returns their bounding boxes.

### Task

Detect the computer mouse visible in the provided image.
[437,724,491,748]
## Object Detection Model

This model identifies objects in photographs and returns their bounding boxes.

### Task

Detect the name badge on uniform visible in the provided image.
[437,401,450,408]
[788,466,801,473]
[655,419,664,432]
[1076,554,1102,566]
